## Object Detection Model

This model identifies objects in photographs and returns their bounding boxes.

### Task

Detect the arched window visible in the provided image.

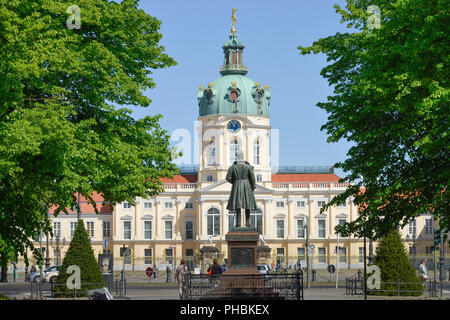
[230,139,239,163]
[208,140,216,165]
[249,208,263,234]
[207,208,220,236]
[228,209,263,234]
[253,140,260,165]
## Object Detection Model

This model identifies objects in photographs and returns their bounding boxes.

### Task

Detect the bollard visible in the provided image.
[312,269,316,282]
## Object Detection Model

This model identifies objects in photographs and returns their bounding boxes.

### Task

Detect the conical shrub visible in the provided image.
[53,220,104,297]
[370,229,423,296]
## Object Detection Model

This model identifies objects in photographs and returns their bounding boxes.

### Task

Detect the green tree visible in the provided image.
[0,0,178,279]
[53,220,104,297]
[371,229,423,296]
[298,0,449,239]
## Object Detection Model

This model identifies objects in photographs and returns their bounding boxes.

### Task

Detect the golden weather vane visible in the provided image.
[231,7,237,34]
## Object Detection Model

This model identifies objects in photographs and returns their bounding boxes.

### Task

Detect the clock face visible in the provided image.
[227,120,241,133]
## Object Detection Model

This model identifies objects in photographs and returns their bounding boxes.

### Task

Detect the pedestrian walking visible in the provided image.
[153,264,157,279]
[419,259,428,280]
[175,259,187,300]
[166,265,172,283]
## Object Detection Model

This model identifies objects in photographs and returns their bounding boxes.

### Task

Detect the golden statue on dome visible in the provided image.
[231,7,237,34]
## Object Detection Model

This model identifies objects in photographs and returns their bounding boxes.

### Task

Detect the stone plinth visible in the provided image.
[225,228,259,272]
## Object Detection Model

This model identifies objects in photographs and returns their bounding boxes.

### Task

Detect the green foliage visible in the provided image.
[53,220,104,297]
[0,0,178,267]
[0,294,8,300]
[298,0,449,239]
[370,229,423,296]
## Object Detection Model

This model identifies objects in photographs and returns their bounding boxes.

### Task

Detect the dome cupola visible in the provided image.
[197,8,271,117]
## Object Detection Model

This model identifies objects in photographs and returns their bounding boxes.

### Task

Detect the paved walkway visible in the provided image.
[1,281,449,300]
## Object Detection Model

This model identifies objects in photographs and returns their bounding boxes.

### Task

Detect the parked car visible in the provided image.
[257,264,271,274]
[44,265,60,283]
[27,265,60,283]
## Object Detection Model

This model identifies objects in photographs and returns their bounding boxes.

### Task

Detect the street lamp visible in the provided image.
[368,238,374,266]
[45,232,50,269]
[51,235,66,265]
[303,217,310,289]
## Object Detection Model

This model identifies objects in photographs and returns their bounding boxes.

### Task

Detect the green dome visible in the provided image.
[197,74,271,117]
[197,32,271,117]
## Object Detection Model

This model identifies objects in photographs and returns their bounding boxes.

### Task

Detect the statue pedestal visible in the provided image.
[224,228,259,273]
[220,229,264,294]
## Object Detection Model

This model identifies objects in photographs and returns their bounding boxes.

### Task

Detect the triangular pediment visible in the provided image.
[199,179,273,194]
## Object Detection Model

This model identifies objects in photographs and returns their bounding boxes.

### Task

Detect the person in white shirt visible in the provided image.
[419,259,428,280]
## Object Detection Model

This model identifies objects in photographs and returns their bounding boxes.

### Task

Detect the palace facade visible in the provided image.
[32,24,439,272]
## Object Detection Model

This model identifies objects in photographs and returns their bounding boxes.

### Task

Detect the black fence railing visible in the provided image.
[345,278,443,297]
[182,271,303,300]
[30,281,106,299]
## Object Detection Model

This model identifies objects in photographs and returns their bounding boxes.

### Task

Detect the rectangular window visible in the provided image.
[339,247,347,263]
[276,248,285,266]
[206,174,214,182]
[425,218,433,235]
[144,221,152,240]
[164,202,173,209]
[207,214,220,236]
[318,219,326,238]
[408,219,417,237]
[318,248,326,264]
[103,221,111,238]
[185,202,193,209]
[409,246,416,254]
[120,247,131,264]
[296,201,305,208]
[86,221,94,238]
[276,201,284,208]
[297,248,305,261]
[144,249,152,265]
[53,222,61,238]
[337,202,347,208]
[123,221,131,240]
[317,201,326,208]
[70,222,78,238]
[359,247,364,263]
[276,220,284,238]
[123,202,132,209]
[185,220,194,240]
[144,202,153,209]
[256,174,263,182]
[165,221,173,240]
[337,219,346,237]
[297,219,305,238]
[165,249,173,265]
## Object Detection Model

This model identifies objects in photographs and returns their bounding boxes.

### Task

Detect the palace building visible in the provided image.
[33,19,439,272]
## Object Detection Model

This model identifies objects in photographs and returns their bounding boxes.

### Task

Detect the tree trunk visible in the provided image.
[0,258,8,282]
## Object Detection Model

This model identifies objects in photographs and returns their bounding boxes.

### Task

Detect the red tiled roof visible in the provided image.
[271,173,341,182]
[160,174,198,183]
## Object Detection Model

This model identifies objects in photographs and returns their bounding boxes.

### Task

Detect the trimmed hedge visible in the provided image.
[52,220,104,297]
[370,229,423,296]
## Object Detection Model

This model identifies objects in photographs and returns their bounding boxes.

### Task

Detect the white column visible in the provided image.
[221,200,227,238]
[154,200,161,240]
[287,199,293,239]
[175,199,183,240]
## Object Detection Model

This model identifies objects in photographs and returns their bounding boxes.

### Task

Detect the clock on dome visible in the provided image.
[227,120,241,133]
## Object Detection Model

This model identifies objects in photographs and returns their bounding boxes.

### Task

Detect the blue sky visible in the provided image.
[127,1,354,178]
